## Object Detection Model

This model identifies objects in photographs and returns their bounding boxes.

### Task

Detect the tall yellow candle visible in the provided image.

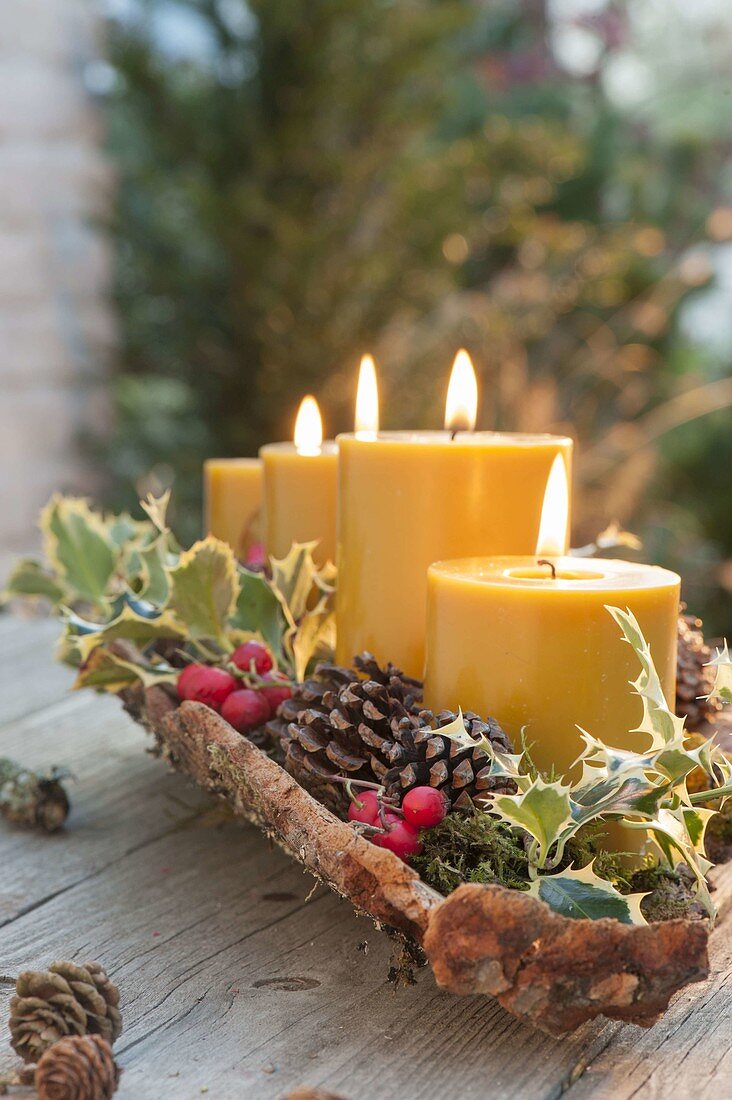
[423,459,680,776]
[337,353,573,676]
[261,396,338,566]
[204,458,263,558]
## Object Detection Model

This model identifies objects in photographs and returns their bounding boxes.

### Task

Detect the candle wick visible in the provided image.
[450,428,459,442]
[537,558,557,579]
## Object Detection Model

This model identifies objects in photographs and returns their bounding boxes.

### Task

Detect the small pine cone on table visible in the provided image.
[10,961,122,1064]
[35,1034,120,1100]
[676,611,721,730]
[266,652,515,816]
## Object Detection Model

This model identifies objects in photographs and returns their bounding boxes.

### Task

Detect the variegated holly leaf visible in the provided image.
[706,642,732,705]
[73,646,177,693]
[643,805,716,919]
[168,537,239,644]
[270,542,320,625]
[135,536,173,606]
[606,605,686,748]
[491,778,574,868]
[40,496,118,607]
[140,489,171,533]
[1,558,66,605]
[527,863,647,925]
[69,604,186,662]
[230,567,287,666]
[438,710,530,791]
[287,597,336,682]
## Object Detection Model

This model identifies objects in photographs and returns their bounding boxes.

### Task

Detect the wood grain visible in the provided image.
[0,618,730,1099]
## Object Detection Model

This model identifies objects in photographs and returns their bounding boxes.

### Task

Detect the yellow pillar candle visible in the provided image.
[424,556,680,776]
[337,354,573,677]
[423,456,680,777]
[204,458,263,558]
[261,396,338,566]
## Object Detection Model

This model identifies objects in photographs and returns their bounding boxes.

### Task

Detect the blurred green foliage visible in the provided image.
[101,0,732,631]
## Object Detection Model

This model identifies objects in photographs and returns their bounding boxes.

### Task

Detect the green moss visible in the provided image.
[412,809,531,895]
[627,863,698,922]
[413,810,700,922]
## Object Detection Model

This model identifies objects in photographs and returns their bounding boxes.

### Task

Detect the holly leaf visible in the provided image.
[73,646,176,693]
[70,604,186,662]
[606,606,686,748]
[527,863,647,925]
[437,710,529,790]
[288,599,336,682]
[40,496,118,606]
[231,568,286,665]
[2,558,66,605]
[136,536,173,606]
[270,542,320,624]
[140,489,171,533]
[643,805,716,919]
[706,642,732,705]
[168,537,239,643]
[491,778,573,867]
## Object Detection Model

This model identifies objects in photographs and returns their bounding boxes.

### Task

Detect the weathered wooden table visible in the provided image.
[1,616,731,1099]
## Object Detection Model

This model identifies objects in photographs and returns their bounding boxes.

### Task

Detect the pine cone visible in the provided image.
[10,961,122,1064]
[0,758,70,832]
[35,1035,120,1100]
[677,612,721,730]
[267,653,514,814]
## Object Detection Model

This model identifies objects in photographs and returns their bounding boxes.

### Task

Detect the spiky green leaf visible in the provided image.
[2,558,66,605]
[706,642,732,704]
[527,863,647,925]
[491,778,573,868]
[168,537,239,643]
[73,646,176,693]
[40,496,118,606]
[231,567,286,665]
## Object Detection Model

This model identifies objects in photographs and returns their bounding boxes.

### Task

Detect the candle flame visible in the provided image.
[444,349,478,432]
[355,354,379,437]
[294,395,323,455]
[536,454,570,558]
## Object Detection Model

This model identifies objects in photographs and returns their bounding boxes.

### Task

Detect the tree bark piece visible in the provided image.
[124,687,715,1036]
[422,882,709,1035]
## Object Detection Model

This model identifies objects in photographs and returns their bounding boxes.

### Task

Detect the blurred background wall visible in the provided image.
[2,0,731,631]
[0,0,113,581]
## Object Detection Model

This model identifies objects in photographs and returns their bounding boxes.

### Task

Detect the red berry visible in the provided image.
[243,542,266,570]
[401,786,448,830]
[177,664,237,710]
[259,674,292,717]
[374,820,423,861]
[177,663,203,700]
[221,688,270,733]
[231,640,273,676]
[347,790,380,825]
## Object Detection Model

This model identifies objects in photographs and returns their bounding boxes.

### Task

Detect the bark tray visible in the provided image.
[123,685,722,1037]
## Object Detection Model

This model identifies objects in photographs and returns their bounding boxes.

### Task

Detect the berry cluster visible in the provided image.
[347,785,447,862]
[176,640,291,733]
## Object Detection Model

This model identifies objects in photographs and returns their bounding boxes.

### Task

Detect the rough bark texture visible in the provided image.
[123,687,713,1036]
[422,883,709,1035]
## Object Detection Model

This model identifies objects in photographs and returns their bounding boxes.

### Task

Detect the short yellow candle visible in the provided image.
[261,396,338,566]
[204,458,263,558]
[424,556,680,776]
[336,427,573,676]
[423,455,681,779]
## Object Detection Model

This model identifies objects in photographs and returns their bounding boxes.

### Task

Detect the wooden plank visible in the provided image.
[0,681,209,923]
[0,808,617,1100]
[0,614,73,726]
